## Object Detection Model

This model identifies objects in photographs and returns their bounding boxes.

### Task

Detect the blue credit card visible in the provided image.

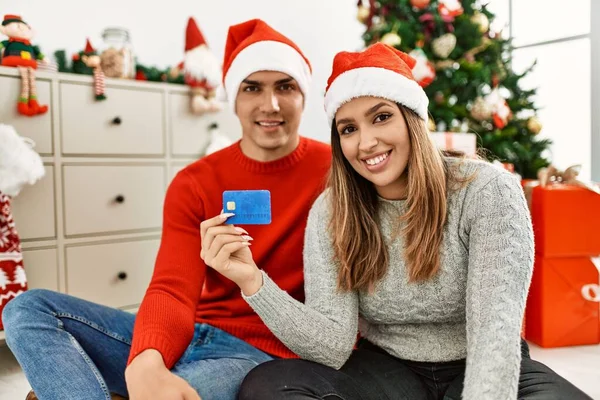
[222,190,272,225]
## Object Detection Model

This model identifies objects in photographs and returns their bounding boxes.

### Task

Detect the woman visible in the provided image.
[200,43,591,399]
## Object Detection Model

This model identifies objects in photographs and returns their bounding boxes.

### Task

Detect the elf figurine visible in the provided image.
[76,38,106,101]
[0,15,48,117]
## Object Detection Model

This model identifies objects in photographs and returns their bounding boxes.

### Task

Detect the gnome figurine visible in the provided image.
[0,15,49,116]
[171,17,222,115]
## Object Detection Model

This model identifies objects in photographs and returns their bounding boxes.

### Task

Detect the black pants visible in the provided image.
[238,340,592,400]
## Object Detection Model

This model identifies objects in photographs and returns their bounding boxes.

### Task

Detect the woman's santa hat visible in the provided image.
[324,42,429,126]
[220,19,312,111]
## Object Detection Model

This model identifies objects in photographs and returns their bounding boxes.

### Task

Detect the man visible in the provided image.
[3,19,331,400]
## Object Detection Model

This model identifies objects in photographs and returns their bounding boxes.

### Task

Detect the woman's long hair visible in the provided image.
[329,105,455,292]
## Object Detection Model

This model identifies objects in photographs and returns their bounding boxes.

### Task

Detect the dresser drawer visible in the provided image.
[22,248,59,291]
[169,93,241,156]
[11,166,56,240]
[62,165,165,236]
[0,75,53,154]
[60,82,165,156]
[65,239,159,308]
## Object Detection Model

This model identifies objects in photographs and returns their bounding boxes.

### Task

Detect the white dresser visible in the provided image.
[0,66,241,315]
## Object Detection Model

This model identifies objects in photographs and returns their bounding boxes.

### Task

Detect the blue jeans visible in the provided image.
[2,289,274,400]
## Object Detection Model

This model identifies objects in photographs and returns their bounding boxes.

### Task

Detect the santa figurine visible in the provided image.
[0,15,49,116]
[0,124,45,199]
[171,17,222,115]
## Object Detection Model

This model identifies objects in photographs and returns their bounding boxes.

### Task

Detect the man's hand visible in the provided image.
[200,213,263,296]
[125,349,201,400]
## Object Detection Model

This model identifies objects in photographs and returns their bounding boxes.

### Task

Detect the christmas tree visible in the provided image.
[357,0,551,178]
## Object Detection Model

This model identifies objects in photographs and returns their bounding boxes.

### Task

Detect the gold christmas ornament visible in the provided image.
[357,5,370,24]
[371,16,386,31]
[470,97,493,121]
[527,116,543,135]
[380,32,402,47]
[435,60,455,69]
[471,12,490,33]
[432,33,457,59]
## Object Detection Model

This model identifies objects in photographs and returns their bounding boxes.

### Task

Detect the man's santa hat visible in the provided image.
[324,42,429,127]
[219,19,312,111]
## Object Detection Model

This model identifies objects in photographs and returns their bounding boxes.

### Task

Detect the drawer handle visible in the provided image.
[112,116,122,125]
[114,195,125,204]
[117,272,128,281]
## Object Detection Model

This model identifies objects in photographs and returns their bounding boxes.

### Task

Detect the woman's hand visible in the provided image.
[200,213,263,295]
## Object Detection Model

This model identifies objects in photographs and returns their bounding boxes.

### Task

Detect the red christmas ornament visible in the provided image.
[410,0,430,9]
[409,48,436,88]
[438,0,464,17]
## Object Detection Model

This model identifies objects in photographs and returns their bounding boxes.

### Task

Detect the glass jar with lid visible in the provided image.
[99,27,135,79]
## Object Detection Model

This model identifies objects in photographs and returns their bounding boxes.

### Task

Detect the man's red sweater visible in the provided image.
[128,137,331,368]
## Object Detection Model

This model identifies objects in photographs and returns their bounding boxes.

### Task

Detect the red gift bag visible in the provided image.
[525,256,600,347]
[0,193,28,330]
[531,185,600,257]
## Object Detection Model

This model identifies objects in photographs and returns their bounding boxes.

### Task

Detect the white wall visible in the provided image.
[1,0,365,143]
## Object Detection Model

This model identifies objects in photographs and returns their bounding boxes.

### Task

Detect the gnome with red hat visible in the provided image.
[0,15,49,116]
[171,17,222,115]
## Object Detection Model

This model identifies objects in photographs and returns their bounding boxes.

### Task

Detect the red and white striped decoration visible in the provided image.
[94,67,106,99]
